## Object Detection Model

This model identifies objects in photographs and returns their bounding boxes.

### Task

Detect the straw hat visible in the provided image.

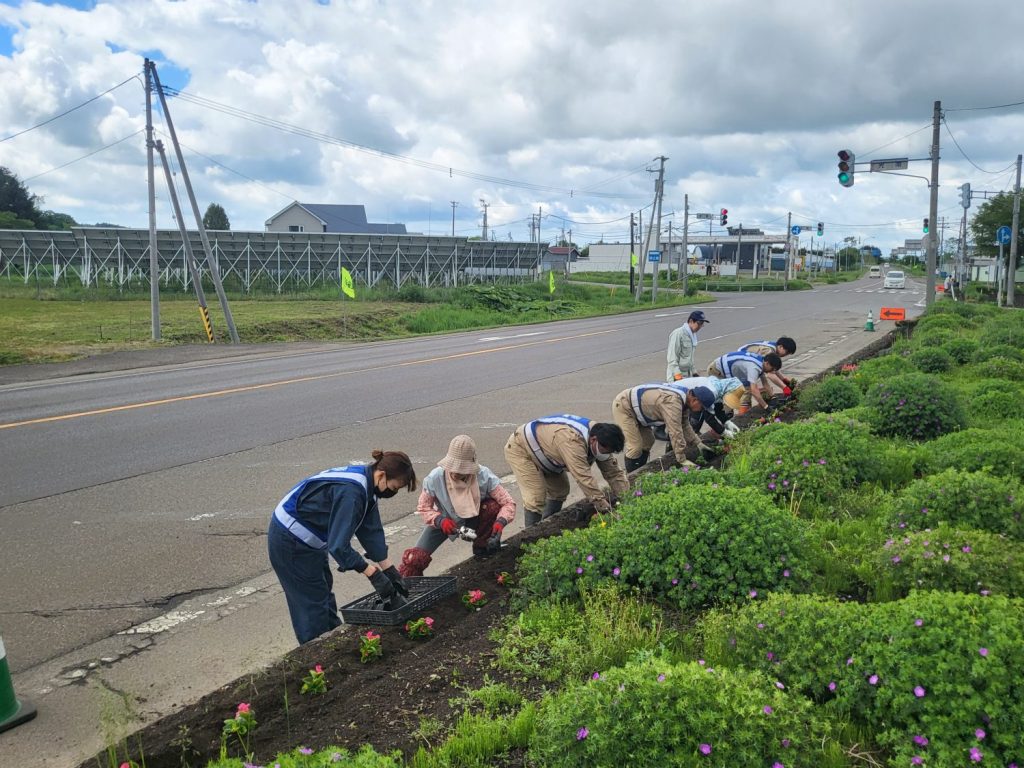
[438,434,479,475]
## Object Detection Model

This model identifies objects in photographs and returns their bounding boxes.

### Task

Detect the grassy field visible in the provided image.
[0,277,712,365]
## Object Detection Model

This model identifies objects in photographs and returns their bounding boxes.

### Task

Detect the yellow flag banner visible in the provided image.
[548,270,555,294]
[630,252,638,268]
[341,267,355,298]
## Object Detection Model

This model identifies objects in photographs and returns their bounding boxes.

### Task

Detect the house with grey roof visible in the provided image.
[265,203,407,235]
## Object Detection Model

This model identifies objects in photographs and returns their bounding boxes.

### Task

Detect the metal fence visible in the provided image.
[0,228,543,292]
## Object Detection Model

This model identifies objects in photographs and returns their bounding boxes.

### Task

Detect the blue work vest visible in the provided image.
[628,383,689,427]
[716,351,765,379]
[737,341,776,354]
[273,464,371,550]
[525,414,591,474]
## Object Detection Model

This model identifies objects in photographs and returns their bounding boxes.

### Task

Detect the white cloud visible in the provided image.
[0,0,1021,254]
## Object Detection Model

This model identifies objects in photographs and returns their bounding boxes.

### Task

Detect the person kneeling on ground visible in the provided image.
[268,450,417,644]
[612,382,716,472]
[504,416,629,526]
[398,435,517,577]
[736,337,797,395]
[707,351,783,412]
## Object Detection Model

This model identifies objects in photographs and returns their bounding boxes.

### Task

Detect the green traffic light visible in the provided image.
[838,172,851,184]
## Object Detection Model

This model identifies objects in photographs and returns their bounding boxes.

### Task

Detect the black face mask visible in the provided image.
[375,487,398,499]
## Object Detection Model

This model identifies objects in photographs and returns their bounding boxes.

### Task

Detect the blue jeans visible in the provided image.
[268,519,342,644]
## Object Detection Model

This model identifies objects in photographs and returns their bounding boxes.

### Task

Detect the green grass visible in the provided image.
[0,276,712,364]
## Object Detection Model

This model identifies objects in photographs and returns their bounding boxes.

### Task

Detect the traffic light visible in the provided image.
[960,183,971,209]
[837,149,855,187]
[720,208,728,227]
[816,222,824,237]
[923,218,929,234]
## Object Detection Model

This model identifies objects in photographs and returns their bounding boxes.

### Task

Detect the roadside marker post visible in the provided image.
[0,636,37,734]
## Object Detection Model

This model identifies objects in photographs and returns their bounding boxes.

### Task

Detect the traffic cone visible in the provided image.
[864,309,875,332]
[0,636,37,734]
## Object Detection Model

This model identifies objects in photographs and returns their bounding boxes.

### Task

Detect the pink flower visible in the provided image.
[970,747,983,762]
[912,758,923,766]
[979,647,989,657]
[763,705,774,714]
[424,617,434,626]
[592,672,600,680]
[975,728,986,740]
[782,569,790,578]
[962,545,972,553]
[749,590,758,598]
[576,567,583,574]
[828,681,836,692]
[775,681,785,690]
[868,674,879,685]
[314,664,323,674]
[699,743,712,755]
[914,686,926,698]
[612,567,621,576]
[914,619,923,627]
[773,763,784,768]
[299,747,314,756]
[576,726,588,741]
[913,735,929,747]
[236,702,251,714]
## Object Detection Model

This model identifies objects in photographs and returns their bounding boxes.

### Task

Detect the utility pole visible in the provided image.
[925,100,941,306]
[784,211,791,290]
[681,194,689,297]
[1009,153,1021,307]
[636,156,667,302]
[144,58,160,340]
[666,220,673,282]
[537,206,543,243]
[480,199,489,241]
[450,201,458,236]
[150,61,239,343]
[629,212,636,294]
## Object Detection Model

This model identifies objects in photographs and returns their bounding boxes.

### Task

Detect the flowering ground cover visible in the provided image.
[86,306,1024,768]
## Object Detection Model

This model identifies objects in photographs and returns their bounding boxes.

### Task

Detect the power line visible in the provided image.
[858,123,932,160]
[946,97,1024,112]
[22,129,144,182]
[942,117,1018,175]
[0,74,141,143]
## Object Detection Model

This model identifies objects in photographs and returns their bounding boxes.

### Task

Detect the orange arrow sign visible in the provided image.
[879,307,906,321]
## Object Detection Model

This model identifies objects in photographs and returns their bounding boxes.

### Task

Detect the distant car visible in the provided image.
[884,270,906,289]
[869,266,882,278]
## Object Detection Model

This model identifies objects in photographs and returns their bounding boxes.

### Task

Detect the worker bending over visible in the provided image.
[613,382,716,472]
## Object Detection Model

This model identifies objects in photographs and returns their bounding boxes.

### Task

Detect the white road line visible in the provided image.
[654,307,756,317]
[118,610,206,635]
[478,331,547,342]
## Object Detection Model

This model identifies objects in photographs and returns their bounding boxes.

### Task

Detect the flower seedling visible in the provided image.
[299,664,328,695]
[221,702,256,762]
[496,571,515,587]
[359,631,382,664]
[405,616,435,639]
[462,589,489,611]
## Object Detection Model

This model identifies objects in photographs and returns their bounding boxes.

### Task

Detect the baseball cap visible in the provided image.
[691,386,716,410]
[688,310,709,324]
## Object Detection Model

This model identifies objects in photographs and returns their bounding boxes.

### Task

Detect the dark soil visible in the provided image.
[79,328,903,768]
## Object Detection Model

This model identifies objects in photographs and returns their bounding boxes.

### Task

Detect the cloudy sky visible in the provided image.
[1,0,1023,255]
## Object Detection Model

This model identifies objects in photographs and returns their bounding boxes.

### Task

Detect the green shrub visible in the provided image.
[207,745,403,767]
[494,585,670,683]
[738,419,885,514]
[515,485,808,612]
[409,706,536,768]
[529,660,845,768]
[909,327,956,349]
[909,347,953,374]
[697,591,1024,766]
[866,524,1024,600]
[942,336,979,364]
[974,356,1024,381]
[913,313,966,334]
[632,465,732,496]
[849,353,907,392]
[799,376,862,414]
[978,317,1024,349]
[887,468,1024,539]
[864,372,966,440]
[918,427,1024,481]
[970,389,1018,427]
[971,343,1024,363]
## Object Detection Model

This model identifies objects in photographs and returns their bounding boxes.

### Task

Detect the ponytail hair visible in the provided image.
[370,449,417,492]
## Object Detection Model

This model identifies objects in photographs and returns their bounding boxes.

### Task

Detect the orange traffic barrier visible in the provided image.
[879,307,906,321]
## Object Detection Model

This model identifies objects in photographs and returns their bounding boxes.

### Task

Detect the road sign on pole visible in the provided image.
[869,158,910,172]
[997,226,1012,245]
[647,250,662,262]
[791,226,802,235]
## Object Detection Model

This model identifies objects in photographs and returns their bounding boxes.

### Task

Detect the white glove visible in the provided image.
[722,421,741,438]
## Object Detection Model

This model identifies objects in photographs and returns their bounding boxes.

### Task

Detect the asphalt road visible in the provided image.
[0,275,925,766]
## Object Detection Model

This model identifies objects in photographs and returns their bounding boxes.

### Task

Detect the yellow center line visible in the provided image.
[0,328,618,430]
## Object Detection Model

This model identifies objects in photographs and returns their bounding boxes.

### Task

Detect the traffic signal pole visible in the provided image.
[925,100,941,307]
[1009,154,1021,308]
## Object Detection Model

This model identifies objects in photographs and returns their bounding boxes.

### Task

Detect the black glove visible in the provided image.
[486,522,504,554]
[368,569,396,601]
[382,565,409,596]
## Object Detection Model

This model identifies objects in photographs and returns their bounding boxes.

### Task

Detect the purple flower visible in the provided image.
[981,590,991,596]
[846,657,854,666]
[749,590,758,598]
[975,728,986,740]
[299,747,314,756]
[763,705,774,714]
[612,567,621,576]
[586,554,594,562]
[970,747,983,762]
[698,658,706,665]
[699,743,712,755]
[912,757,923,766]
[819,458,827,465]
[869,674,879,685]
[891,556,901,564]
[766,652,775,661]
[576,726,589,741]
[781,738,791,748]
[962,545,972,553]
[768,482,777,490]
[914,685,926,698]
[634,489,643,497]
[576,567,583,574]
[828,681,836,692]
[757,623,765,630]
[979,647,989,657]
[943,554,951,562]
[592,672,600,680]
[914,618,924,627]
[783,569,790,578]
[657,673,666,682]
[775,681,785,690]
[913,735,929,747]
[671,578,679,585]
[802,460,810,467]
[330,754,343,763]
[773,763,785,768]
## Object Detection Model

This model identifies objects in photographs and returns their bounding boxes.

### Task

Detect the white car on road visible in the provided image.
[884,270,906,289]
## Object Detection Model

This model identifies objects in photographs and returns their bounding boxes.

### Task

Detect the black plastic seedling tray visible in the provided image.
[339,576,457,625]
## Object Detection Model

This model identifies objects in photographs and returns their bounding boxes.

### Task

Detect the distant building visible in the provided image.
[541,245,580,273]
[265,203,406,235]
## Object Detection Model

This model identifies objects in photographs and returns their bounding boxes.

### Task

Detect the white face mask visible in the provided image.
[591,440,612,462]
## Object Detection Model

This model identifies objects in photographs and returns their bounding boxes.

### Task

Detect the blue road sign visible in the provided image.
[791,226,802,235]
[997,226,1012,245]
[648,250,662,262]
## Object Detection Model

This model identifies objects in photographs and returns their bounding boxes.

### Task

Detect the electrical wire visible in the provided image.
[161,85,644,201]
[0,74,141,143]
[942,117,1018,175]
[946,97,1024,112]
[22,129,144,182]
[858,123,932,160]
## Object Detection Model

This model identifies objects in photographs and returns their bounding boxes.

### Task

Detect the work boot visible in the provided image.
[524,509,543,528]
[398,547,432,578]
[624,454,646,473]
[542,499,564,520]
